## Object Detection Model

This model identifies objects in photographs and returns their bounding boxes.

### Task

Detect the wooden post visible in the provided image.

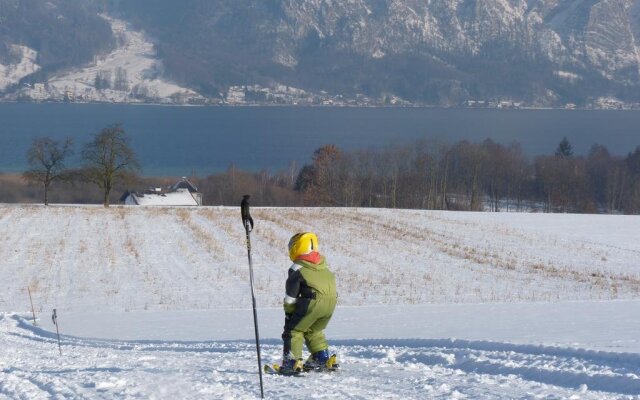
[52,309,62,355]
[27,287,37,326]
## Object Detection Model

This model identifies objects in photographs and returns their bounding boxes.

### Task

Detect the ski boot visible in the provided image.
[303,349,339,372]
[278,357,304,376]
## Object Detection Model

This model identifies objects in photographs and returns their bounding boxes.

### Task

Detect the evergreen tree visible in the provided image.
[555,137,573,158]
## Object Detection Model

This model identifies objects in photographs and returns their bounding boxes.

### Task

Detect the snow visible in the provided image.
[11,16,204,104]
[0,45,41,91]
[554,70,582,82]
[1,205,639,399]
[125,189,198,206]
[372,49,385,58]
[3,303,640,399]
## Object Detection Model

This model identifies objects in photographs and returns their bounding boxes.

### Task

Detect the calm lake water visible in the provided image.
[0,103,638,176]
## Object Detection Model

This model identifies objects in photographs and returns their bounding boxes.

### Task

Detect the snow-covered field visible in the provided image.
[1,205,639,399]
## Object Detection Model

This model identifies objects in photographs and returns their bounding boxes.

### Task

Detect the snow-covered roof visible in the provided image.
[171,177,198,193]
[126,188,198,206]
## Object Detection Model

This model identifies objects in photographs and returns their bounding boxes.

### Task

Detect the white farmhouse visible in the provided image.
[121,177,202,206]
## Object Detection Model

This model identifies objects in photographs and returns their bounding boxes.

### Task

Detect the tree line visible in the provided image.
[10,125,640,214]
[293,139,640,214]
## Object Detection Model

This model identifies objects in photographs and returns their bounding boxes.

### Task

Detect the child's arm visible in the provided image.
[283,264,302,314]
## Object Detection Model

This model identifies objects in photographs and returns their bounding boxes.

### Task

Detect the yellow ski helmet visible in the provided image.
[288,232,319,261]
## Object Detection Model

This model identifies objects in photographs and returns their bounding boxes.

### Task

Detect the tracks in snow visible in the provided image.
[1,314,639,399]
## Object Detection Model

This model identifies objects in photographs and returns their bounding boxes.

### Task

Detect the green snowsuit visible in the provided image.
[282,255,337,360]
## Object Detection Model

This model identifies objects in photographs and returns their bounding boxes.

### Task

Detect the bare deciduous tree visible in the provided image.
[623,147,640,213]
[23,137,74,205]
[82,124,139,207]
[297,145,343,206]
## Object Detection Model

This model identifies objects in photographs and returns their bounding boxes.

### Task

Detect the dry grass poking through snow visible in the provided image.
[0,205,638,312]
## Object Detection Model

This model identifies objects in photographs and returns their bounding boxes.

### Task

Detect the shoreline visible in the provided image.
[0,100,637,111]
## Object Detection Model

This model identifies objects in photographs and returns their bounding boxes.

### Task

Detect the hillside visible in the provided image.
[3,0,640,106]
[1,205,638,312]
[1,205,639,398]
[0,0,114,90]
[108,0,640,107]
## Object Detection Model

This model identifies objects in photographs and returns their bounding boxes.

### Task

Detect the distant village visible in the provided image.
[10,81,640,110]
[225,88,640,110]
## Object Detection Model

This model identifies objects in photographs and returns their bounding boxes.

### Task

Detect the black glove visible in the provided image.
[241,195,254,231]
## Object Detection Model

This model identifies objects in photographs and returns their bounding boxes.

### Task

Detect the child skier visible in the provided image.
[280,232,338,374]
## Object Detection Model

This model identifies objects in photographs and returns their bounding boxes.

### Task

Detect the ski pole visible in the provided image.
[241,195,264,399]
[27,287,37,326]
[52,309,62,355]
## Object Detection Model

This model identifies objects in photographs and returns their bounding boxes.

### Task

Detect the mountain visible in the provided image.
[0,0,114,90]
[2,0,640,107]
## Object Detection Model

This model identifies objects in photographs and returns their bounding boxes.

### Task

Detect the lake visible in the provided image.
[0,103,638,176]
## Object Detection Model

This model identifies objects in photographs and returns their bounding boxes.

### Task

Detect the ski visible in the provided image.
[303,354,340,372]
[303,364,340,373]
[263,363,303,377]
[264,355,340,376]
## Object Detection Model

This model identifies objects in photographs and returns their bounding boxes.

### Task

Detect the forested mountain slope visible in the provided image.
[3,0,640,106]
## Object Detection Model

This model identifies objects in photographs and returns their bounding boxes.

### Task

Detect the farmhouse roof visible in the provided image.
[171,177,198,193]
[127,188,198,206]
[121,177,201,206]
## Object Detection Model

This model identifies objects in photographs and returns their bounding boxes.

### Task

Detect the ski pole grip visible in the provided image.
[241,195,254,232]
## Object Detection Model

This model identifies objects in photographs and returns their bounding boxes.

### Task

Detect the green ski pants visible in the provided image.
[282,296,337,359]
